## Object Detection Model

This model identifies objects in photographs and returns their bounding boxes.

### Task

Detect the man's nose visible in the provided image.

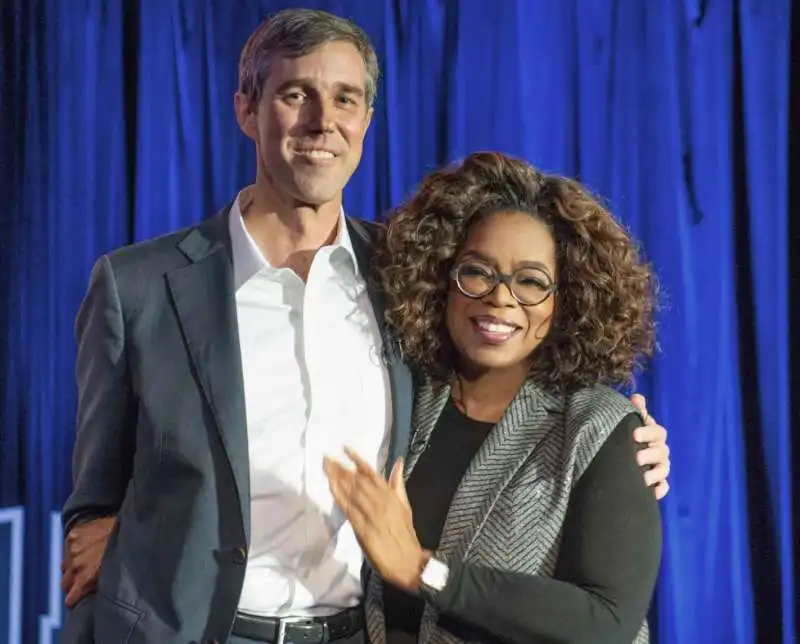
[306,97,336,132]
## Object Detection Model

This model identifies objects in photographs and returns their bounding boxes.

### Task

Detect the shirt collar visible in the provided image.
[228,186,358,290]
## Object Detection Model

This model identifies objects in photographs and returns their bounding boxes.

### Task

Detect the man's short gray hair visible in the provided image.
[238,8,380,108]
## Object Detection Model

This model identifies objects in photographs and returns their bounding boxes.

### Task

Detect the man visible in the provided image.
[60,8,671,644]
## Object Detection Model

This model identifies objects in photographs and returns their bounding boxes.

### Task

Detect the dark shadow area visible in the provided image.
[788,0,800,632]
[0,0,29,509]
[124,0,141,242]
[731,2,784,642]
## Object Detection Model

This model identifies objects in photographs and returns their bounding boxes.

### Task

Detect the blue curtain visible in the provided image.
[0,1,794,642]
[1,1,130,642]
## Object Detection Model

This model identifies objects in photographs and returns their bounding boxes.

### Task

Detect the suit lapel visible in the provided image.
[435,380,563,560]
[166,207,251,539]
[347,217,414,475]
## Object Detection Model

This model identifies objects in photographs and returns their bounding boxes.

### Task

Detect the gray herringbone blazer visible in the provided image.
[365,377,649,644]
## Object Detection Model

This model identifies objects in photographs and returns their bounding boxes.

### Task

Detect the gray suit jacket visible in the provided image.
[61,206,413,644]
[364,378,650,644]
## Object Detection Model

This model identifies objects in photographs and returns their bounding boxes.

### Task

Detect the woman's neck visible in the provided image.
[451,363,529,424]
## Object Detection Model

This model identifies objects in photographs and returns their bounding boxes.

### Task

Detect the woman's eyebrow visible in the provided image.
[461,251,552,274]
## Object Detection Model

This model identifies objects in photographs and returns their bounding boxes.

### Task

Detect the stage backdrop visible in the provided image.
[0,1,794,642]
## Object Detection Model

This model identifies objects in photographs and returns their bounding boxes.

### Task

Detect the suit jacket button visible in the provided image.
[232,547,247,565]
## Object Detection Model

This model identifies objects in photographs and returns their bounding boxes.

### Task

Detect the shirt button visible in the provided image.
[232,547,247,565]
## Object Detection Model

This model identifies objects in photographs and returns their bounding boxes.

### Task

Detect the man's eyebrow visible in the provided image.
[335,82,365,97]
[274,79,365,97]
[274,78,313,93]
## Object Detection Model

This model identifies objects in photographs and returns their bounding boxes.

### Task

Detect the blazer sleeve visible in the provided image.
[62,255,137,534]
[421,413,662,644]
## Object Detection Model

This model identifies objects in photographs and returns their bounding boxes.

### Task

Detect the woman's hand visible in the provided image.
[630,394,671,499]
[323,447,429,592]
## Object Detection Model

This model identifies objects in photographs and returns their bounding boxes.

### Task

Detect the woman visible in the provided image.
[324,152,661,643]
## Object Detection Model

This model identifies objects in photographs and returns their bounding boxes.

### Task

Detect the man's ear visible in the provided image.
[234,92,259,141]
[363,105,374,135]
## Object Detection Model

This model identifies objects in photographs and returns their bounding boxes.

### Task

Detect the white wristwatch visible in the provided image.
[420,557,449,592]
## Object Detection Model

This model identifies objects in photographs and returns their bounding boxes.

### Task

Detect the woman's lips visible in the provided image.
[469,316,521,345]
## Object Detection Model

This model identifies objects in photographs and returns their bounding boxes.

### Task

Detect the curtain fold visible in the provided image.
[736,0,793,638]
[0,1,793,641]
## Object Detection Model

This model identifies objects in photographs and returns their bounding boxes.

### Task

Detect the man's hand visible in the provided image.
[630,394,671,500]
[61,516,116,608]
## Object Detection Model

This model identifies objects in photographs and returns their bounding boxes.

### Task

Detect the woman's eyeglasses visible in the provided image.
[451,262,557,306]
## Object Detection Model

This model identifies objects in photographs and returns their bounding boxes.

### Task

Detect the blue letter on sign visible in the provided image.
[0,506,24,644]
[39,511,64,643]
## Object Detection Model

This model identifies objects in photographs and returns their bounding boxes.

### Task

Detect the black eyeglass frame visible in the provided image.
[450,264,558,307]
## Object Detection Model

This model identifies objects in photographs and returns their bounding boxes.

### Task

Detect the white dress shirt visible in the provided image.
[230,188,393,617]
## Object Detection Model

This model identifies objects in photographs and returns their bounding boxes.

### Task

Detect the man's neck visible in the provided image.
[241,184,343,279]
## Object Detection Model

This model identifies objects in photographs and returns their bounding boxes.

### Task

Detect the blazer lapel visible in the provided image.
[405,380,451,475]
[166,207,251,539]
[436,380,563,561]
[347,217,414,475]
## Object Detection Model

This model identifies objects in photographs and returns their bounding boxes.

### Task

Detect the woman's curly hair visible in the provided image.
[374,151,657,391]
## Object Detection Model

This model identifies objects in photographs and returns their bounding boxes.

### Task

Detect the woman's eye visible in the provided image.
[461,265,492,277]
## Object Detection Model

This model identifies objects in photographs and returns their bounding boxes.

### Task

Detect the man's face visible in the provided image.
[236,40,373,208]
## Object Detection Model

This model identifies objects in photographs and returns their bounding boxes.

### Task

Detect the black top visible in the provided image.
[383,399,661,644]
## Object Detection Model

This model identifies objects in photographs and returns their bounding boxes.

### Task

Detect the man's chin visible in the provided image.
[289,191,341,209]
[290,180,345,209]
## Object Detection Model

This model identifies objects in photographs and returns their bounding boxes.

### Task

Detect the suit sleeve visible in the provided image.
[62,255,137,534]
[421,413,662,644]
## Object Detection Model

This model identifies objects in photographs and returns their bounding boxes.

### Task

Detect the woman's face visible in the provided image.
[445,210,557,375]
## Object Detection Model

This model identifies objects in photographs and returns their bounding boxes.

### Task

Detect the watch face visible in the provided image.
[422,558,449,591]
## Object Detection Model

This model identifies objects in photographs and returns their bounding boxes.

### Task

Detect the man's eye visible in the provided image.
[337,95,356,105]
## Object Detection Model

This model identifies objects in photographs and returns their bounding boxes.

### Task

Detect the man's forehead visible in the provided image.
[271,42,366,78]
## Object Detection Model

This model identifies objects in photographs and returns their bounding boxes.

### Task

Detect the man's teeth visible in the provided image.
[477,321,516,333]
[299,150,334,159]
